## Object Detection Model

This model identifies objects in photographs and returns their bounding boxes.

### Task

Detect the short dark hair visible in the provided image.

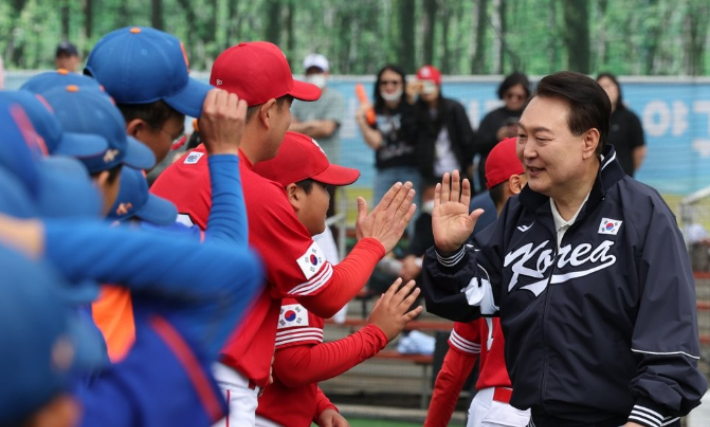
[596,72,625,109]
[90,163,122,184]
[489,181,507,208]
[532,71,611,156]
[246,95,294,122]
[116,100,183,130]
[295,178,315,195]
[497,72,531,100]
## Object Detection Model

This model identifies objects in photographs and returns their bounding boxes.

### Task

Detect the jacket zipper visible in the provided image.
[539,251,557,414]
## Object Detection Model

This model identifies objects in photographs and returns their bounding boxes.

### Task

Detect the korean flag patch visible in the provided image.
[297,241,325,280]
[599,218,622,235]
[278,304,309,329]
[184,151,204,164]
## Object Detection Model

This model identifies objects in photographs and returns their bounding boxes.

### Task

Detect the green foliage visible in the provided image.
[1,0,708,76]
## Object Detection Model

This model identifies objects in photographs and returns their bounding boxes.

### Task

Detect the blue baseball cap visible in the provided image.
[0,98,45,198]
[0,245,104,425]
[0,90,108,157]
[36,156,103,219]
[108,166,177,225]
[20,68,103,95]
[42,84,156,173]
[86,26,212,118]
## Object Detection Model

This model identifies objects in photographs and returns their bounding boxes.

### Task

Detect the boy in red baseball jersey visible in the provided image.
[251,131,423,427]
[424,138,530,427]
[151,42,416,427]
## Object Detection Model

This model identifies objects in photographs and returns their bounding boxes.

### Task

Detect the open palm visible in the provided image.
[432,170,484,253]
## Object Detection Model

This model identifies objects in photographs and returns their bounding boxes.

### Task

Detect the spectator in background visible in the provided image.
[597,72,646,177]
[55,41,81,73]
[290,54,345,217]
[413,65,475,183]
[356,64,420,205]
[475,72,530,190]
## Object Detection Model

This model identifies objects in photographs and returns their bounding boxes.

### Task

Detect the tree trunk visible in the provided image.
[151,0,163,30]
[596,0,607,71]
[399,0,416,73]
[441,0,452,73]
[264,0,282,46]
[226,0,240,44]
[686,0,710,76]
[491,0,503,73]
[471,0,487,73]
[61,0,70,40]
[285,0,295,62]
[562,0,590,73]
[84,0,93,41]
[547,0,559,73]
[422,0,438,65]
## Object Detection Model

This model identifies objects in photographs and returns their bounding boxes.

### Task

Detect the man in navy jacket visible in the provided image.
[423,71,707,427]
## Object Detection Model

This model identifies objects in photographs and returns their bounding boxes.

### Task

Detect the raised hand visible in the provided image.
[317,409,350,427]
[355,181,416,253]
[368,278,423,341]
[199,89,248,156]
[432,170,484,253]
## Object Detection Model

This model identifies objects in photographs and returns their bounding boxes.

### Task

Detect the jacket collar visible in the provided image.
[518,145,625,219]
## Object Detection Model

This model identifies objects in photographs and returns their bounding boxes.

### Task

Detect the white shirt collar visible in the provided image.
[550,192,590,233]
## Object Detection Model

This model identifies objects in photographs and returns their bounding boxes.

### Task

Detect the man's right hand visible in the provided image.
[433,170,484,253]
[355,182,416,253]
[199,89,247,156]
[368,278,422,341]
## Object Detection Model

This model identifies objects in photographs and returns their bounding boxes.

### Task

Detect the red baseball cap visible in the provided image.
[416,65,442,85]
[252,131,360,187]
[210,41,321,106]
[485,137,524,189]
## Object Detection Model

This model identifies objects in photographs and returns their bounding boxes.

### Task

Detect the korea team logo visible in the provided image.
[297,241,325,280]
[278,304,309,329]
[598,218,622,235]
[183,151,205,164]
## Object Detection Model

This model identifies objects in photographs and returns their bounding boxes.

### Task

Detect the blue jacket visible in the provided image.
[423,146,707,427]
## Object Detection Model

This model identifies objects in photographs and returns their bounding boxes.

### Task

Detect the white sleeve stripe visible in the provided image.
[632,405,663,421]
[449,332,481,354]
[449,330,481,350]
[288,262,333,294]
[275,332,324,343]
[288,263,333,296]
[661,418,680,426]
[436,247,466,267]
[275,335,324,347]
[630,348,700,360]
[630,411,659,423]
[275,328,324,338]
[628,415,660,427]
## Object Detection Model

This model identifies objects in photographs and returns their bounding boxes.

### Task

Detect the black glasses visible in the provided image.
[379,80,402,86]
[505,92,526,101]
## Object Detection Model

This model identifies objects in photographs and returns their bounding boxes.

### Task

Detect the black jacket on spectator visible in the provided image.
[607,106,645,177]
[474,106,523,187]
[415,97,475,181]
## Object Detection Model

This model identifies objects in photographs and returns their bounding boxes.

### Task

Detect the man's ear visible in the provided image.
[258,99,278,129]
[125,118,148,138]
[285,183,302,211]
[508,174,526,195]
[582,128,601,160]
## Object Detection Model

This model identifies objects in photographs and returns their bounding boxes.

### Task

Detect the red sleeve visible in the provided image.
[424,340,478,427]
[273,324,388,388]
[312,386,338,423]
[449,321,482,356]
[297,238,385,318]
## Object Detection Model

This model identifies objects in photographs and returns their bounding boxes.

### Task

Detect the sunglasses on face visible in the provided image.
[505,92,526,101]
[379,80,402,86]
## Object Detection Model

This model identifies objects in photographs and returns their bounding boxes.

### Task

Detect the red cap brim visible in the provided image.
[312,164,360,186]
[289,80,321,101]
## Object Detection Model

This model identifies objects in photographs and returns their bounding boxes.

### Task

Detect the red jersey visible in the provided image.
[256,299,331,427]
[450,318,511,390]
[151,147,333,386]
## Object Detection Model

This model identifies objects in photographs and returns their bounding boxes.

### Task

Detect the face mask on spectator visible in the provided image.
[306,74,327,90]
[381,88,402,102]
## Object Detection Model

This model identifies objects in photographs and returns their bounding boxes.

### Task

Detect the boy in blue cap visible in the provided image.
[86,26,212,164]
